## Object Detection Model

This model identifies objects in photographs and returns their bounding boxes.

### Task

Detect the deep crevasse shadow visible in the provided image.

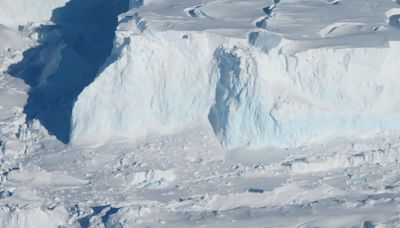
[8,0,130,143]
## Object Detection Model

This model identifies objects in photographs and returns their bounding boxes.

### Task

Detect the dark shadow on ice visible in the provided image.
[389,14,400,28]
[78,205,120,227]
[208,48,242,143]
[8,0,129,143]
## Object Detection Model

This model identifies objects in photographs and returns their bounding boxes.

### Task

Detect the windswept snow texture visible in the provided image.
[8,0,130,143]
[72,0,400,149]
[0,0,68,28]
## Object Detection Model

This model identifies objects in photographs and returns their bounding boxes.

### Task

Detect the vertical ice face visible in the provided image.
[208,47,274,149]
[6,0,131,143]
[70,2,400,149]
[71,30,222,143]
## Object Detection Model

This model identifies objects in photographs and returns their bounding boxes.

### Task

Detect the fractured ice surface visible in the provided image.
[71,0,400,149]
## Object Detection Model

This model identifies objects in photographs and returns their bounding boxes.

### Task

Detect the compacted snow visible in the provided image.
[1,0,400,227]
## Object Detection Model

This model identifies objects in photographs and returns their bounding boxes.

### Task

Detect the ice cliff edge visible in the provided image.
[71,0,400,149]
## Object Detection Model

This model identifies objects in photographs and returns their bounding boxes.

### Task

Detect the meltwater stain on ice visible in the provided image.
[8,0,130,143]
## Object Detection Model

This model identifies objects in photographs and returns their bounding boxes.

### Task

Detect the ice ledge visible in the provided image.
[70,0,400,149]
[70,16,400,149]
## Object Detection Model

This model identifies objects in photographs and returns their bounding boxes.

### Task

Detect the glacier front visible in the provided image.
[71,0,400,149]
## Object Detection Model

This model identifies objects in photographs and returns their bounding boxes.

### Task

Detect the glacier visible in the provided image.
[71,0,400,149]
[2,0,400,227]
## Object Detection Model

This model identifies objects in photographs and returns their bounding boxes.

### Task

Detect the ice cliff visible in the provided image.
[71,0,400,149]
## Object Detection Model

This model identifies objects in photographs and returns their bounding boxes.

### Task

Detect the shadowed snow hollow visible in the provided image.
[7,0,130,143]
[71,0,400,149]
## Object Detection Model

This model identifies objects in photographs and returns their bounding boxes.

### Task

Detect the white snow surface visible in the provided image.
[0,0,68,29]
[72,0,400,149]
[1,0,400,227]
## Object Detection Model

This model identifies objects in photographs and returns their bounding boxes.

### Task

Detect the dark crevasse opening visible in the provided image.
[8,0,130,143]
[208,48,242,145]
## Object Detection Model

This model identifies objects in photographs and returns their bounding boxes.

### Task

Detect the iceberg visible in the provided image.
[71,0,400,149]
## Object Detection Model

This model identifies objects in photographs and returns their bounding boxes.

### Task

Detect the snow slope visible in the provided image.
[0,0,68,28]
[0,25,26,52]
[72,0,400,149]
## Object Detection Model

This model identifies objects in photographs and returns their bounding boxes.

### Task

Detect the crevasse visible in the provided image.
[71,9,400,149]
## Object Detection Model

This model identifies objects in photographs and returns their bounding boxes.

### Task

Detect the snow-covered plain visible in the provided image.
[1,0,400,227]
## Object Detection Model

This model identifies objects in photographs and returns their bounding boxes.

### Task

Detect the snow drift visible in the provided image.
[0,0,68,28]
[71,0,400,149]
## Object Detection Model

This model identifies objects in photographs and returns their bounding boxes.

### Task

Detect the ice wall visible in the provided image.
[71,28,222,143]
[71,8,400,149]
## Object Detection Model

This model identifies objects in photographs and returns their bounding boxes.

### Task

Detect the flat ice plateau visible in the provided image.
[1,0,400,227]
